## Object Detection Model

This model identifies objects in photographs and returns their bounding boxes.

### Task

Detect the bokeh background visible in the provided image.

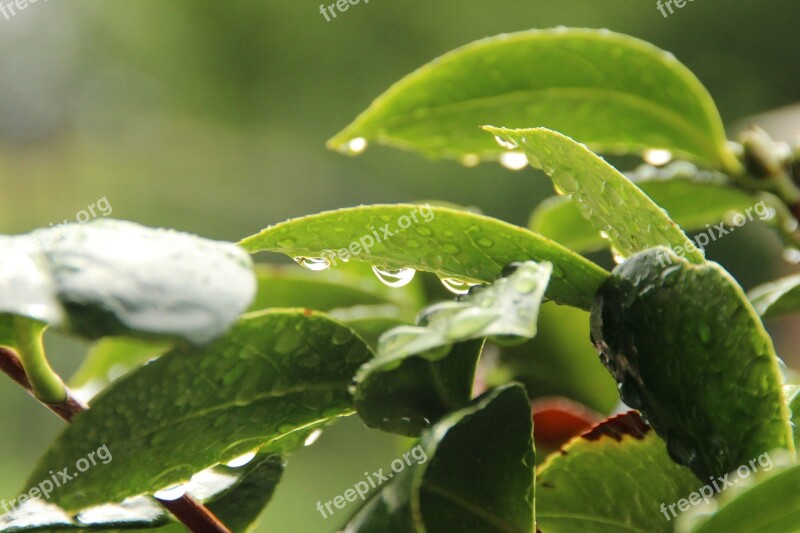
[1,1,798,531]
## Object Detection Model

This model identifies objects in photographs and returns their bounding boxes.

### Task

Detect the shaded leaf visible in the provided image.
[328,28,738,171]
[748,273,800,318]
[591,248,794,480]
[530,179,758,253]
[345,385,535,533]
[354,261,550,435]
[23,310,372,513]
[488,127,704,263]
[240,204,607,310]
[537,412,700,533]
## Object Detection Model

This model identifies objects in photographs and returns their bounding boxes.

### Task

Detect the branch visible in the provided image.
[0,346,232,533]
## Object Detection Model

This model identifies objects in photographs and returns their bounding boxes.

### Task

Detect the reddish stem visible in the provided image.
[0,347,232,533]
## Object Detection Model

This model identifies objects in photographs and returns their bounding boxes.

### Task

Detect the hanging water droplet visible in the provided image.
[344,137,368,155]
[460,153,480,167]
[294,256,331,271]
[226,451,257,468]
[153,484,188,501]
[499,151,528,170]
[439,276,478,295]
[493,135,518,149]
[372,266,416,287]
[783,248,800,264]
[304,429,323,447]
[610,247,626,265]
[643,149,673,166]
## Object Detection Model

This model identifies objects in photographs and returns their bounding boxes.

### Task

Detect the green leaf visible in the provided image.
[677,461,800,533]
[495,302,619,414]
[239,204,607,310]
[748,273,800,318]
[68,337,171,400]
[23,310,372,513]
[354,260,550,435]
[0,220,256,345]
[488,127,705,264]
[328,28,738,171]
[530,179,758,253]
[249,262,424,314]
[790,387,800,446]
[590,248,794,480]
[345,385,535,533]
[537,412,700,533]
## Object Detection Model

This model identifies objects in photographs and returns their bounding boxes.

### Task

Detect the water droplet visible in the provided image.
[415,226,433,236]
[460,153,480,167]
[344,137,368,155]
[493,135,518,149]
[440,277,478,295]
[476,237,494,248]
[783,248,800,264]
[698,323,711,345]
[153,484,188,501]
[500,151,529,170]
[610,247,626,264]
[372,266,416,287]
[226,451,257,468]
[294,256,331,271]
[304,429,323,447]
[643,149,673,166]
[512,271,542,294]
[332,327,354,345]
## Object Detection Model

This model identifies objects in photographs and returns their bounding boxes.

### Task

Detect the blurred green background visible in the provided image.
[1,1,798,531]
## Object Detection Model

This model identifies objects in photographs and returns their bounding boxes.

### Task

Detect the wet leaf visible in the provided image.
[530,179,758,253]
[591,248,794,480]
[240,204,607,310]
[748,273,800,318]
[354,261,550,435]
[0,220,256,346]
[537,412,700,533]
[344,385,534,533]
[488,127,704,264]
[327,29,737,170]
[677,461,800,533]
[23,310,372,513]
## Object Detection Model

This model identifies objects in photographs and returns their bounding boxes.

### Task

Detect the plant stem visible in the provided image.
[13,318,66,404]
[0,346,232,533]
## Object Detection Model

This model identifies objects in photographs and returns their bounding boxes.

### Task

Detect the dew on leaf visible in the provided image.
[293,256,331,271]
[372,266,416,288]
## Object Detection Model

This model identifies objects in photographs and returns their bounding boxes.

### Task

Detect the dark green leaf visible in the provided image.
[530,179,758,253]
[591,248,794,479]
[239,204,607,310]
[24,310,372,513]
[537,412,700,533]
[345,385,534,533]
[328,28,738,171]
[354,260,550,435]
[488,127,704,264]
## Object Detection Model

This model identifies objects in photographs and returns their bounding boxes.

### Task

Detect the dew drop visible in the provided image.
[344,137,368,155]
[476,237,494,248]
[372,266,416,287]
[304,429,323,447]
[643,149,673,166]
[439,277,478,295]
[294,256,331,271]
[226,451,257,468]
[610,247,626,265]
[500,151,529,170]
[153,484,188,501]
[460,153,480,167]
[783,248,800,264]
[493,135,518,149]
